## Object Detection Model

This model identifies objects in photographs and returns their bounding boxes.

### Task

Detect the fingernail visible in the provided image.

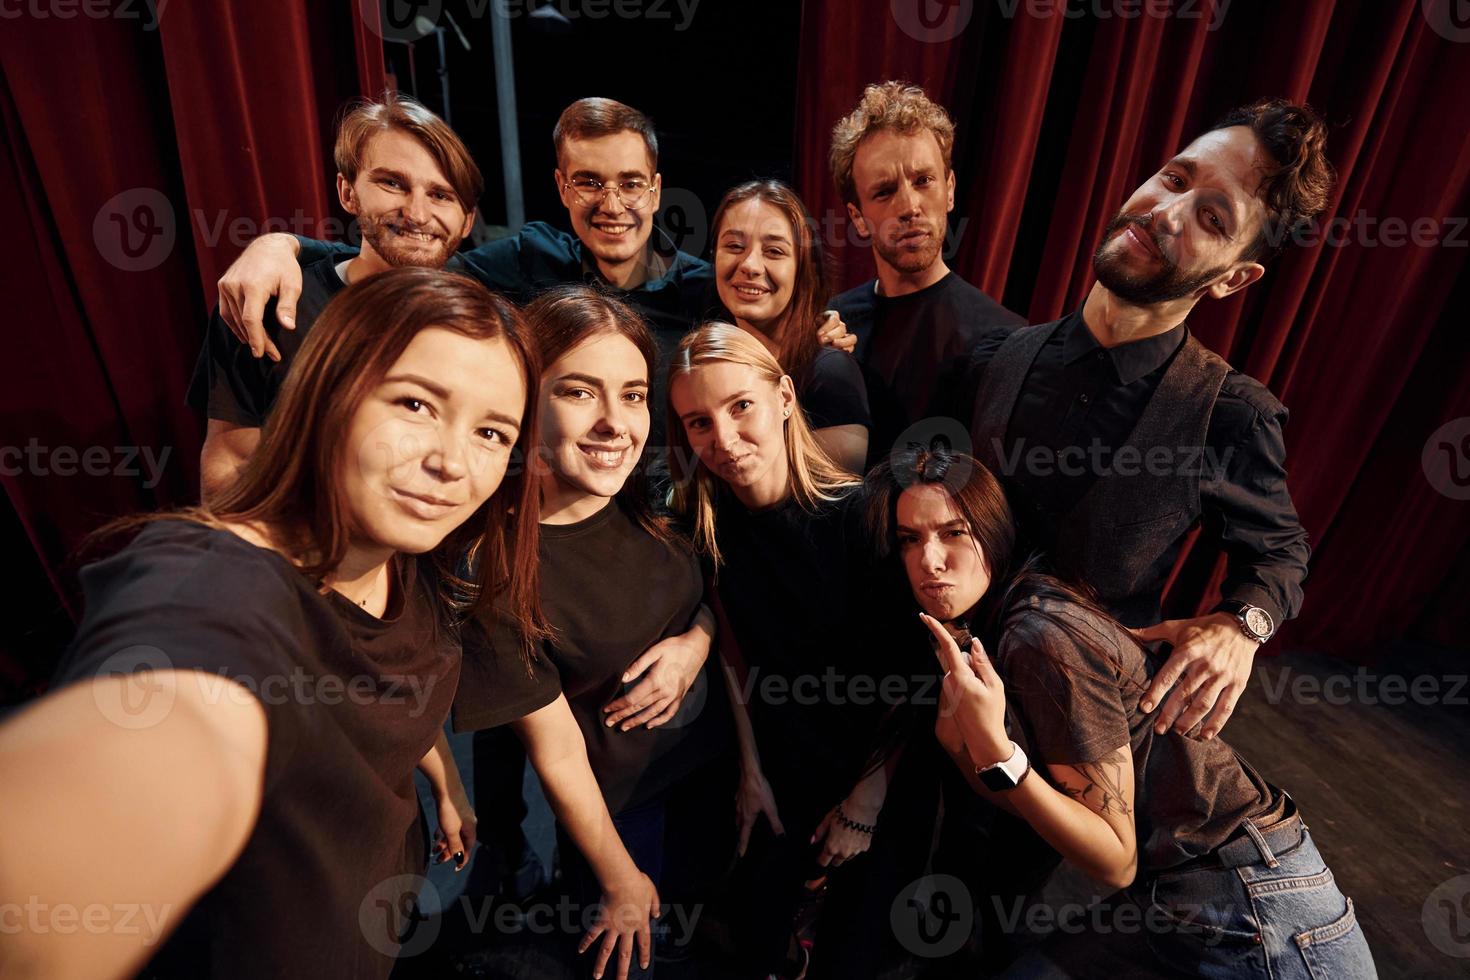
[1155,724,1166,735]
[1202,730,1216,740]
[1140,700,1153,712]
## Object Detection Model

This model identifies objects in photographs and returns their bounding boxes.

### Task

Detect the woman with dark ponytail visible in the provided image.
[867,447,1376,979]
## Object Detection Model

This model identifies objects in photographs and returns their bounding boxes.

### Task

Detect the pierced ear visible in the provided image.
[778,375,797,417]
[1208,261,1266,299]
[846,201,870,240]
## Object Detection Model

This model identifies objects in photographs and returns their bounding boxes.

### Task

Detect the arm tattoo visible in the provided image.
[1058,748,1133,817]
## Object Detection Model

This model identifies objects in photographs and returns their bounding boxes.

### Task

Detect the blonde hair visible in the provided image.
[829,81,956,206]
[666,323,860,567]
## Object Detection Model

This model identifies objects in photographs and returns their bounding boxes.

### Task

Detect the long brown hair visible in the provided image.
[666,322,858,567]
[523,284,679,546]
[95,267,548,644]
[711,180,830,391]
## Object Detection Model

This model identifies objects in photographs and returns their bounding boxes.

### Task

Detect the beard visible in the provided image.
[873,221,944,275]
[358,212,457,269]
[1092,212,1228,305]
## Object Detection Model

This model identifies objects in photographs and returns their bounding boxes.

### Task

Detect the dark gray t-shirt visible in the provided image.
[997,596,1286,872]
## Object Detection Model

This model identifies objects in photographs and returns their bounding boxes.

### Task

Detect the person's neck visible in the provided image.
[322,541,396,616]
[539,472,615,526]
[1080,281,1196,347]
[346,244,393,283]
[874,255,950,299]
[733,316,781,357]
[730,458,792,512]
[593,245,651,290]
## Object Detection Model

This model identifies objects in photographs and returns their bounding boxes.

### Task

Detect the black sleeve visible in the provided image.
[931,324,1014,426]
[295,236,355,265]
[184,304,272,426]
[1200,387,1311,627]
[451,614,562,732]
[53,528,310,793]
[1000,610,1131,766]
[802,348,872,430]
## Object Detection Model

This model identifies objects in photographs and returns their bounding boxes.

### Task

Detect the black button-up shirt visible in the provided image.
[966,310,1310,627]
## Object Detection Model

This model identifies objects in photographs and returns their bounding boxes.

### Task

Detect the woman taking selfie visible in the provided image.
[710,181,871,472]
[0,268,544,980]
[868,447,1376,979]
[451,286,731,980]
[667,323,932,980]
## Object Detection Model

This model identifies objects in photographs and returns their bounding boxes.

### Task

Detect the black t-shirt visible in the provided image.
[185,256,348,425]
[453,498,728,813]
[712,487,914,827]
[829,272,1024,458]
[51,520,459,980]
[996,596,1286,873]
[801,346,872,432]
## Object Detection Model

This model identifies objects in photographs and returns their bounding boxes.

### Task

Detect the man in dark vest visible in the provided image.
[968,98,1332,741]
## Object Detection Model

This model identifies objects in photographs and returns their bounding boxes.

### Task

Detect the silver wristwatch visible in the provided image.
[1220,600,1275,644]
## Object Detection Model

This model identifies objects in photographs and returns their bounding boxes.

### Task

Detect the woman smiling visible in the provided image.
[711,181,871,472]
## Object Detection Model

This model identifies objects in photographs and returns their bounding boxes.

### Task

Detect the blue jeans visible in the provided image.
[1003,812,1376,979]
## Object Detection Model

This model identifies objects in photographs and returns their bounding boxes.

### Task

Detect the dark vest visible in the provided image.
[969,319,1230,627]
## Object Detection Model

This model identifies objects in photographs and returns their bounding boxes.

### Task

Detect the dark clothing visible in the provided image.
[186,256,347,424]
[828,271,1024,459]
[998,596,1285,872]
[713,488,932,979]
[452,497,726,814]
[968,312,1310,628]
[802,345,872,432]
[299,223,713,462]
[53,521,458,980]
[712,488,909,823]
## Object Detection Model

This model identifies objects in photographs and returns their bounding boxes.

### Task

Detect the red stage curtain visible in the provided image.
[794,0,1470,659]
[0,2,384,699]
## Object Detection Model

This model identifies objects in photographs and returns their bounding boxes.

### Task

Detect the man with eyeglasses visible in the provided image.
[213,97,852,447]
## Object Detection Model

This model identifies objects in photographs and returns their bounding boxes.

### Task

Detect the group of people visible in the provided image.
[0,80,1378,980]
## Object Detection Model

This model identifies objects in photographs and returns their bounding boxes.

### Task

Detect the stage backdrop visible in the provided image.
[794,0,1470,658]
[1,1,1466,699]
[0,1,385,698]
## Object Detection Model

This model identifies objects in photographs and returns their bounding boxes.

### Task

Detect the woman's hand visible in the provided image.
[812,798,877,867]
[602,624,710,732]
[922,613,1012,767]
[579,870,661,980]
[429,785,475,872]
[735,763,785,856]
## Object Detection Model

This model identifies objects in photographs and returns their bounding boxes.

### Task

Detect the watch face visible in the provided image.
[980,767,1018,792]
[1244,607,1273,638]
